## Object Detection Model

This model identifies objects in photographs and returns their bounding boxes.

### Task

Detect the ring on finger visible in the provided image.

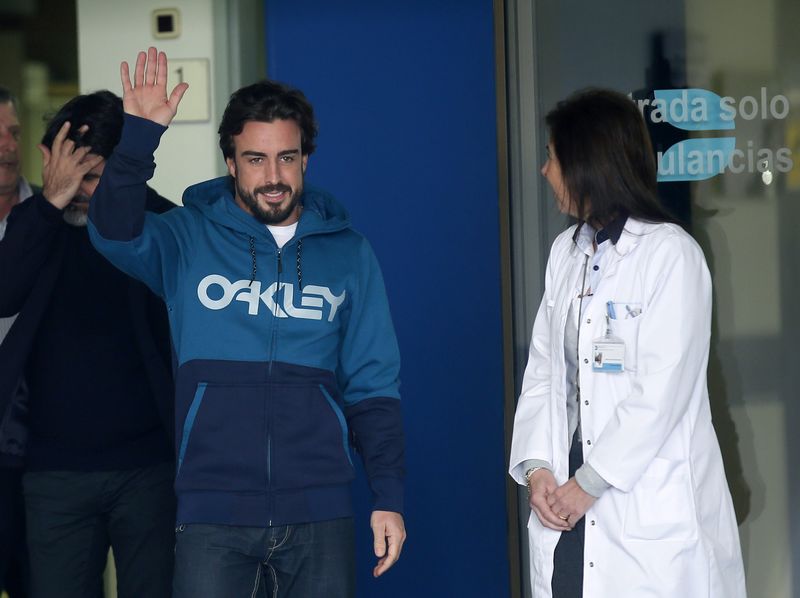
[558,514,569,521]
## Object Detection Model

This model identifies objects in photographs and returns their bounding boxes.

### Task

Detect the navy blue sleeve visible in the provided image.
[339,238,405,513]
[89,114,167,241]
[346,397,405,513]
[88,114,181,299]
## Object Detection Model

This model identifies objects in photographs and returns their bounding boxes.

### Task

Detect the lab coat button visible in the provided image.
[584,400,589,406]
[586,440,592,445]
[589,562,595,567]
[590,520,596,526]
[586,318,591,324]
[583,358,589,364]
[593,265,599,271]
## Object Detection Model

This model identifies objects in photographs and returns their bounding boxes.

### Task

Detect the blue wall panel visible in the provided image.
[264,2,509,595]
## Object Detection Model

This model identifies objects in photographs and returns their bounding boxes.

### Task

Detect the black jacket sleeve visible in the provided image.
[0,194,64,317]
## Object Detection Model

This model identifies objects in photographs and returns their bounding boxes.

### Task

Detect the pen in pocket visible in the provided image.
[606,301,617,320]
[625,304,642,318]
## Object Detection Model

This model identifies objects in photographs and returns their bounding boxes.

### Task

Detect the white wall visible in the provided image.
[77,0,229,203]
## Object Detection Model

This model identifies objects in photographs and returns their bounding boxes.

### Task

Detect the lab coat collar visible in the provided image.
[571,213,630,258]
[596,213,627,245]
[614,217,654,257]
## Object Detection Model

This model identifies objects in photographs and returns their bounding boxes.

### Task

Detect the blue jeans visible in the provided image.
[173,517,355,598]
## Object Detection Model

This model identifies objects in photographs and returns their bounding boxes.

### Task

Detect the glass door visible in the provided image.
[505,1,800,596]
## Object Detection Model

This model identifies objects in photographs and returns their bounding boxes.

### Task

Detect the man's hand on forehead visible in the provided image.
[38,121,104,210]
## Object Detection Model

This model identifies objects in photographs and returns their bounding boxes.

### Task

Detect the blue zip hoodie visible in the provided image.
[88,115,404,527]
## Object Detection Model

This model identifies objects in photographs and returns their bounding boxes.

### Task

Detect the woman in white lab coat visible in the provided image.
[509,89,746,598]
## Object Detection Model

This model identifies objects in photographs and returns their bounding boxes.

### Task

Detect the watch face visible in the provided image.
[525,466,545,481]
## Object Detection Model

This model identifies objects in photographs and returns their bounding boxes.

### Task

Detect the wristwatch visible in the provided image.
[525,466,544,483]
[524,466,544,496]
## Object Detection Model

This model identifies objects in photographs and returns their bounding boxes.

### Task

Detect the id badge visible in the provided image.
[592,335,625,372]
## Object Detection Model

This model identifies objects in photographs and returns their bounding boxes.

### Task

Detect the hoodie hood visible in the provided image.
[181,176,351,241]
[181,176,352,287]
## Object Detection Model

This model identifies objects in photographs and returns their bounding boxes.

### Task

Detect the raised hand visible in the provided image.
[120,46,189,126]
[39,122,104,209]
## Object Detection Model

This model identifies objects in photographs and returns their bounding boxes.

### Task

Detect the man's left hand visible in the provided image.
[120,46,188,127]
[370,510,406,578]
[546,477,596,528]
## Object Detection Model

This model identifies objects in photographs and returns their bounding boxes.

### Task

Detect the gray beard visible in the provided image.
[63,206,88,227]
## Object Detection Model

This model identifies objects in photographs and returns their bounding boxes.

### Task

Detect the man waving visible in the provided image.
[89,48,406,597]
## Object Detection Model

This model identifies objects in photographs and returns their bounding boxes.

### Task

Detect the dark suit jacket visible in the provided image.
[0,188,175,468]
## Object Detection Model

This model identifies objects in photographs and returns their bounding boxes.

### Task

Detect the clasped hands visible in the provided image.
[528,469,596,531]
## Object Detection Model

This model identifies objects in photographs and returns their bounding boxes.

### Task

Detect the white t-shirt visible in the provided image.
[266,222,298,249]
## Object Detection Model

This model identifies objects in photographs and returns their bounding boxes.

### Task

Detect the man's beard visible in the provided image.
[236,179,302,225]
[63,197,89,227]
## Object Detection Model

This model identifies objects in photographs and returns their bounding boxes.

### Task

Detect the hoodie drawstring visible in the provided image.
[248,236,300,289]
[296,239,303,290]
[248,236,257,286]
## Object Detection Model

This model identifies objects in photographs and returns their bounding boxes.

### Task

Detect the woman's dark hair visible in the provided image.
[41,90,123,158]
[545,88,676,228]
[218,80,318,159]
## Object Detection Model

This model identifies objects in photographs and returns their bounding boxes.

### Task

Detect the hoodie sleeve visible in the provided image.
[339,238,405,514]
[88,114,180,299]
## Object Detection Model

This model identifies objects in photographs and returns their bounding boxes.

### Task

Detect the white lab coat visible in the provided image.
[509,218,746,598]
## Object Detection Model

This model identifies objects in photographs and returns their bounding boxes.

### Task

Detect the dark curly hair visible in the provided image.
[41,90,123,159]
[218,80,318,159]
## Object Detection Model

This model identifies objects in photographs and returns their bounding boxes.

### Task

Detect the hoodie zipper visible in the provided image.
[266,247,283,527]
[269,249,282,374]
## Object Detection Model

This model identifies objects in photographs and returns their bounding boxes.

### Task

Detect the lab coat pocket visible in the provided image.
[623,457,697,541]
[607,309,642,372]
[610,301,642,320]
